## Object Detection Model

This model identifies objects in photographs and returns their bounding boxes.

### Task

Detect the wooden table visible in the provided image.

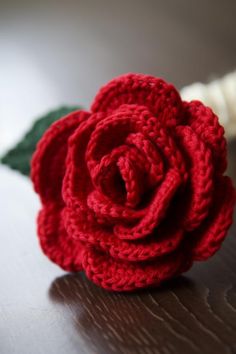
[0,1,236,353]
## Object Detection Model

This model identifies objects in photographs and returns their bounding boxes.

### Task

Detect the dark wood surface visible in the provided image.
[0,1,236,353]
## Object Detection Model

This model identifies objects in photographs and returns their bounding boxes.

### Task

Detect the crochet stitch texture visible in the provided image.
[31,73,235,292]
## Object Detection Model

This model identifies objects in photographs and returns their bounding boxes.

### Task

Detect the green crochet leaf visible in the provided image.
[1,106,81,176]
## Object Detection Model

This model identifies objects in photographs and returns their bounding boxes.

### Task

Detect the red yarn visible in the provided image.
[31,73,235,292]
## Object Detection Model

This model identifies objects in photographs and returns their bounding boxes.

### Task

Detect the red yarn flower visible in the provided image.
[31,73,235,291]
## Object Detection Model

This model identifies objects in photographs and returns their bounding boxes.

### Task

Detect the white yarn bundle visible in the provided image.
[181,71,236,138]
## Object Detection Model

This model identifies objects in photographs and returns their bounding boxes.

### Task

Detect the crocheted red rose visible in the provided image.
[31,73,235,292]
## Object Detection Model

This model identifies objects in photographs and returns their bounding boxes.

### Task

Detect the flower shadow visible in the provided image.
[48,273,196,353]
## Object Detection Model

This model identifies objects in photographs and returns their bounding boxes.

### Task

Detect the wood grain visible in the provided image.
[0,1,236,353]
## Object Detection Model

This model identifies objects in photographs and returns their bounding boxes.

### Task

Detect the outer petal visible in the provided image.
[31,110,89,203]
[38,203,84,271]
[31,110,89,270]
[191,176,235,261]
[82,247,192,291]
[184,100,227,173]
[175,125,214,231]
[91,73,183,127]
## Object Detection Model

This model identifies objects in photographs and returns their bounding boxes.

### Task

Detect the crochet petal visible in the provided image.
[91,73,183,127]
[82,246,191,291]
[114,169,182,239]
[38,203,84,271]
[62,113,105,208]
[175,125,214,231]
[191,176,235,260]
[87,190,145,224]
[31,110,89,204]
[64,206,184,262]
[87,104,187,183]
[184,101,227,173]
[126,132,164,188]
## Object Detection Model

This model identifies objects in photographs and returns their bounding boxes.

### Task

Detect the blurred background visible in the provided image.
[1,0,236,155]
